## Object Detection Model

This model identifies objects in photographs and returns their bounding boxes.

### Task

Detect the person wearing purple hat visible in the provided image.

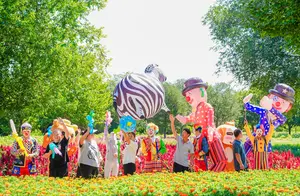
[243,83,295,154]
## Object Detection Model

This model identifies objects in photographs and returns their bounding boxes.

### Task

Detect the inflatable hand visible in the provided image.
[176,115,187,124]
[120,116,136,132]
[260,96,273,110]
[49,143,62,159]
[243,93,253,103]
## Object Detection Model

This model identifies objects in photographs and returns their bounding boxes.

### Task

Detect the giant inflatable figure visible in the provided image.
[176,78,227,172]
[217,121,236,171]
[113,64,169,120]
[243,83,295,154]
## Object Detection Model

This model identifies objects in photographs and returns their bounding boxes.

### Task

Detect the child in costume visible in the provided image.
[141,123,167,172]
[193,126,209,171]
[244,120,274,170]
[10,121,39,176]
[43,118,71,177]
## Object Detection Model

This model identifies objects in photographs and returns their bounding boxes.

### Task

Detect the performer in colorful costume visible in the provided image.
[243,83,295,154]
[217,121,236,171]
[141,123,167,172]
[193,126,209,171]
[10,121,39,176]
[176,78,227,172]
[244,121,274,169]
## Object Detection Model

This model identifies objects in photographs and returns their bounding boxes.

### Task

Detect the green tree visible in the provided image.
[0,0,110,135]
[207,83,241,127]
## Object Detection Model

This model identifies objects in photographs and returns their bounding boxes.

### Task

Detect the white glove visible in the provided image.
[243,93,253,103]
[260,96,273,110]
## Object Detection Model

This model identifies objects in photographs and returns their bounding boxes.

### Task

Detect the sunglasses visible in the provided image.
[22,127,32,131]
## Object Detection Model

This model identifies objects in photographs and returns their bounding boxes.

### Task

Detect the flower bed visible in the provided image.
[0,169,299,195]
[0,143,300,176]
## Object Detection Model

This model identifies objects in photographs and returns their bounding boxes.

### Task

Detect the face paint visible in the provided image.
[200,88,205,97]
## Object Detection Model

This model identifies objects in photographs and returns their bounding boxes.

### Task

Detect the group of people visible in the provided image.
[9,75,296,178]
[10,113,275,179]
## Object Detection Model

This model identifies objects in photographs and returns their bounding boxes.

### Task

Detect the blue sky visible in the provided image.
[87,0,234,85]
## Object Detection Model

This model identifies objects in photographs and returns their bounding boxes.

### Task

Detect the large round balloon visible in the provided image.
[113,64,169,120]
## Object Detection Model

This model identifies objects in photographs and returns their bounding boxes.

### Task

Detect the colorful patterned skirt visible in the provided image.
[143,160,162,173]
[12,159,36,176]
[254,151,268,170]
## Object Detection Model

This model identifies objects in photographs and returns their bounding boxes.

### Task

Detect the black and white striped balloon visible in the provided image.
[113,64,169,120]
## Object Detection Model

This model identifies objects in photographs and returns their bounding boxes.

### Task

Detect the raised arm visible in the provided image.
[265,123,275,143]
[79,128,90,146]
[58,118,70,139]
[244,102,267,116]
[244,121,254,145]
[269,108,287,127]
[169,114,177,138]
[122,130,131,144]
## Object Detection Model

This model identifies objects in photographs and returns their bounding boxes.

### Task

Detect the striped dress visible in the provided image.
[244,123,275,170]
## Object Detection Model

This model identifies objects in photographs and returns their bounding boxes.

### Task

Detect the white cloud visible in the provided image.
[87,0,234,85]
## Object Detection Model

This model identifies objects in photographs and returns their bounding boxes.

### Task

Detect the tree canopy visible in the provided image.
[0,0,111,135]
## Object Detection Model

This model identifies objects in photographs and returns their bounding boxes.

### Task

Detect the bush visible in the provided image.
[274,132,289,138]
[273,144,300,157]
[292,133,300,138]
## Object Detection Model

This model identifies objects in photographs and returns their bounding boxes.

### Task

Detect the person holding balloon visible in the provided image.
[10,121,39,176]
[119,116,138,175]
[43,118,71,178]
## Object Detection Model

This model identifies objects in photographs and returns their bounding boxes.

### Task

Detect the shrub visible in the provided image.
[292,133,300,138]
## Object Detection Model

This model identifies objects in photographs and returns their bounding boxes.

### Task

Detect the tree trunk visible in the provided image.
[288,124,292,135]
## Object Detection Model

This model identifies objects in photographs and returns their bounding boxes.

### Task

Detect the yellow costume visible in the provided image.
[245,123,274,169]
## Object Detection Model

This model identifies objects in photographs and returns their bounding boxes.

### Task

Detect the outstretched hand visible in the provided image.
[169,114,175,123]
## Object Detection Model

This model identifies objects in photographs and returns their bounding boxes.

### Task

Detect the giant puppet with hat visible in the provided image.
[176,78,227,172]
[243,83,295,154]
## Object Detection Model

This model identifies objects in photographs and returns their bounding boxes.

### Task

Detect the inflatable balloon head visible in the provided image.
[145,64,167,82]
[217,121,235,145]
[21,122,32,138]
[254,124,265,137]
[113,64,169,120]
[217,121,236,171]
[268,83,295,113]
[146,123,159,137]
[182,78,208,108]
[120,116,136,133]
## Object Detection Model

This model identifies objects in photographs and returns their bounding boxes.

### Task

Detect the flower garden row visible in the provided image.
[1,143,300,176]
[0,169,299,195]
